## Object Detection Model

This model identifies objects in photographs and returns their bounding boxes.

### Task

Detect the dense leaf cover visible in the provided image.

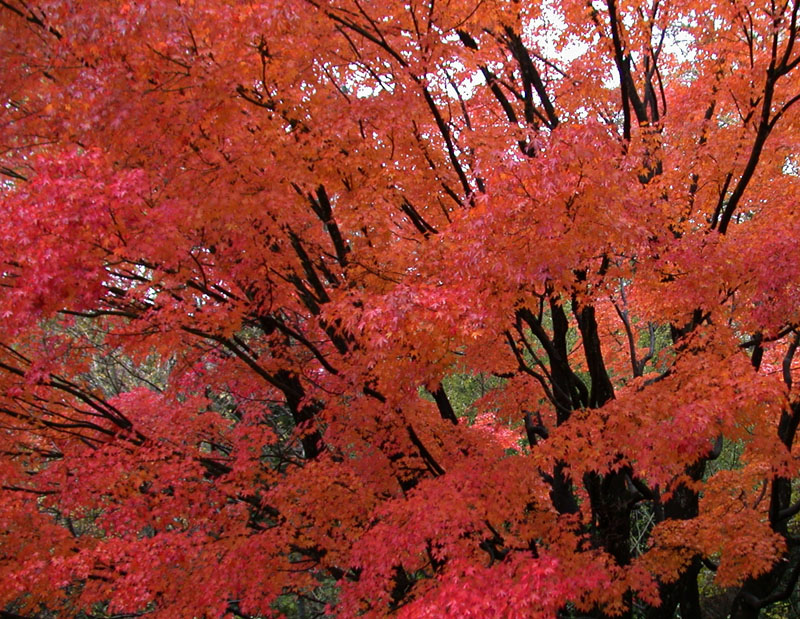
[2,0,800,617]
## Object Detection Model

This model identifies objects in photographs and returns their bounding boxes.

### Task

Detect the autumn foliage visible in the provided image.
[3,0,800,617]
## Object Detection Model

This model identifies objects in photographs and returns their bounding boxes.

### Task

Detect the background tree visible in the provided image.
[2,0,800,617]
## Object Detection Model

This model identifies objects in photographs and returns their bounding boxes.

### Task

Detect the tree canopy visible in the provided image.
[2,0,800,617]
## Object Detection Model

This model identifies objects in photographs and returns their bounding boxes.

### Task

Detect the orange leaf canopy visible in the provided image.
[1,0,800,617]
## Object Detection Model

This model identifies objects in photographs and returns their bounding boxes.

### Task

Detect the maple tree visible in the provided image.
[3,0,800,617]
